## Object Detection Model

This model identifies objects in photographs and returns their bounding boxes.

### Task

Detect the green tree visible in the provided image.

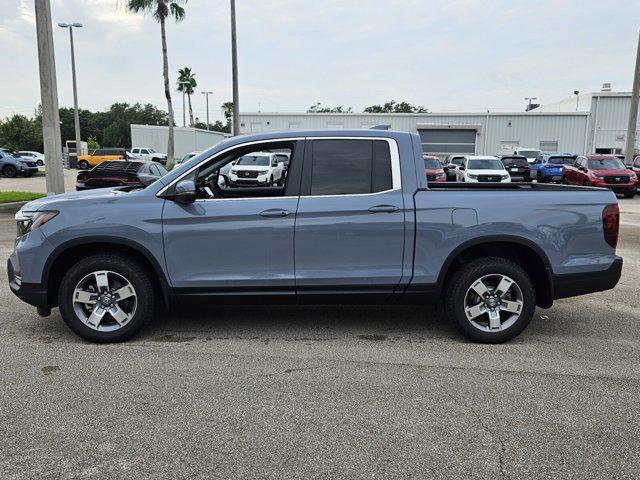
[364,100,428,113]
[0,114,43,152]
[87,135,100,151]
[177,67,197,127]
[126,0,187,168]
[307,103,353,113]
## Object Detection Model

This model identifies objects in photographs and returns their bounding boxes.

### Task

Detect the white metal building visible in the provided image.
[238,91,639,158]
[130,124,226,159]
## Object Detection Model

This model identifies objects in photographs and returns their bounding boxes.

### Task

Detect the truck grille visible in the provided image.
[604,176,629,184]
[238,170,260,179]
[477,175,502,182]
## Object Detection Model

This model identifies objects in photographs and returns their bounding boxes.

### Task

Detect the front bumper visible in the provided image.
[589,181,637,194]
[553,258,623,300]
[19,166,39,176]
[8,257,48,309]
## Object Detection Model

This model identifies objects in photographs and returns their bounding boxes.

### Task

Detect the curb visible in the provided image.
[0,201,28,214]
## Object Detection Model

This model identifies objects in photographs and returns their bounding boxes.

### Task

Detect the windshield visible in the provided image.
[236,155,270,166]
[588,159,627,170]
[450,157,464,165]
[424,158,441,169]
[468,159,504,170]
[148,149,156,153]
[548,156,575,165]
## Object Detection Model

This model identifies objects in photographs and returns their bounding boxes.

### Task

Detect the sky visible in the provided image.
[0,0,639,122]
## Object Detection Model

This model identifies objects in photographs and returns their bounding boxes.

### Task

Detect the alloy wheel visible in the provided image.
[72,270,137,332]
[463,274,524,332]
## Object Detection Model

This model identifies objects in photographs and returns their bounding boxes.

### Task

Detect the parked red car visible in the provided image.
[423,155,447,182]
[564,155,638,198]
[632,156,640,176]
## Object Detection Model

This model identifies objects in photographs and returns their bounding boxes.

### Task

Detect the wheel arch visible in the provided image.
[44,237,173,309]
[438,235,554,308]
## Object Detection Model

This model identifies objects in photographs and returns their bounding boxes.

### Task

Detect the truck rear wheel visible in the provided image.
[444,257,536,343]
[58,254,156,342]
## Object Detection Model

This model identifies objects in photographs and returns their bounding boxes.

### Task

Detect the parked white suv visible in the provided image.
[129,147,167,165]
[229,152,285,186]
[456,156,511,183]
[514,147,542,164]
[18,151,45,166]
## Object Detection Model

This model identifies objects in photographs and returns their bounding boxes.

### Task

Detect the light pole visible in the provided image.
[178,81,190,127]
[230,0,240,135]
[574,90,580,111]
[201,91,213,130]
[58,22,83,165]
[625,32,640,165]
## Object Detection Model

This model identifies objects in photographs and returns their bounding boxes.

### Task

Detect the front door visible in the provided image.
[294,138,406,297]
[162,139,303,297]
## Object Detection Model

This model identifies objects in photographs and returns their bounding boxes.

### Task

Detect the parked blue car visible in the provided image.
[0,148,39,178]
[530,153,577,183]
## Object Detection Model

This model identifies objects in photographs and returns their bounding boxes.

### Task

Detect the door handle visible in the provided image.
[368,205,399,213]
[260,208,291,217]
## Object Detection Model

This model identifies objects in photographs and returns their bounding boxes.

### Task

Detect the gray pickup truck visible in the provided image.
[8,130,622,343]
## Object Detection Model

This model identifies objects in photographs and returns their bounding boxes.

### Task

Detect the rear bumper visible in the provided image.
[553,258,623,300]
[8,258,48,309]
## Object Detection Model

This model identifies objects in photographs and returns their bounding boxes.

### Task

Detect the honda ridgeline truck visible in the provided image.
[8,130,623,343]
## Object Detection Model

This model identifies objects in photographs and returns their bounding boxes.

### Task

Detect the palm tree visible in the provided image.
[125,0,186,168]
[177,67,197,127]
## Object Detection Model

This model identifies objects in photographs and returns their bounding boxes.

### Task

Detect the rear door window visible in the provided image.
[309,139,393,196]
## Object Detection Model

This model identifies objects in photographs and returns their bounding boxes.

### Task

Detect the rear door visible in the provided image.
[294,138,405,298]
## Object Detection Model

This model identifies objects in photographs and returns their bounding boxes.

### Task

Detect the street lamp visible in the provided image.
[201,91,213,130]
[574,90,580,111]
[178,81,190,127]
[58,22,83,164]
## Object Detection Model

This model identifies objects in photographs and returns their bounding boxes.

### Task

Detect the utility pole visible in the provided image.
[58,22,83,166]
[625,31,640,165]
[35,0,65,195]
[230,0,240,135]
[202,91,213,130]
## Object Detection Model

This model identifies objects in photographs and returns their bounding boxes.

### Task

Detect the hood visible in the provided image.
[425,168,444,174]
[21,188,132,212]
[467,169,507,176]
[232,164,271,171]
[590,169,633,176]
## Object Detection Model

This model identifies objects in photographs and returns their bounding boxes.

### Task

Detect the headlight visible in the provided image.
[467,173,478,179]
[16,210,58,236]
[230,169,237,174]
[630,172,637,180]
[591,174,604,179]
[258,170,270,175]
[501,174,509,180]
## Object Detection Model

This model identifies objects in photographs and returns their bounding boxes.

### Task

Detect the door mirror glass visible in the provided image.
[172,179,196,204]
[459,165,465,170]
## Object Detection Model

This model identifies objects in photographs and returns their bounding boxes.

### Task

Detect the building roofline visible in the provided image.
[239,111,590,117]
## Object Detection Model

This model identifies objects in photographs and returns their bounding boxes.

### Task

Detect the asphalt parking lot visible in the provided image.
[1,198,639,479]
[0,168,77,193]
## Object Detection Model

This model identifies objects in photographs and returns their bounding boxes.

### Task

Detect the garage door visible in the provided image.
[419,129,476,156]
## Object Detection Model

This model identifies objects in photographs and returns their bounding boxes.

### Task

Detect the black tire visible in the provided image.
[58,254,156,342]
[2,165,17,178]
[270,176,274,186]
[37,159,44,166]
[78,160,89,170]
[444,257,536,343]
[624,192,636,199]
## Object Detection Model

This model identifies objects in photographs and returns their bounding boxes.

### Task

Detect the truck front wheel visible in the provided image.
[444,257,536,343]
[58,254,156,342]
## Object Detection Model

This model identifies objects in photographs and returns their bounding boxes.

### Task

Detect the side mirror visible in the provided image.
[170,179,196,204]
[459,165,466,170]
[627,166,633,170]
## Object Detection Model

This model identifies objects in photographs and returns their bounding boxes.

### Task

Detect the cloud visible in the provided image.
[0,0,639,120]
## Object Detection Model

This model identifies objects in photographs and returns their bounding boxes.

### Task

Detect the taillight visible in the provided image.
[602,204,620,249]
